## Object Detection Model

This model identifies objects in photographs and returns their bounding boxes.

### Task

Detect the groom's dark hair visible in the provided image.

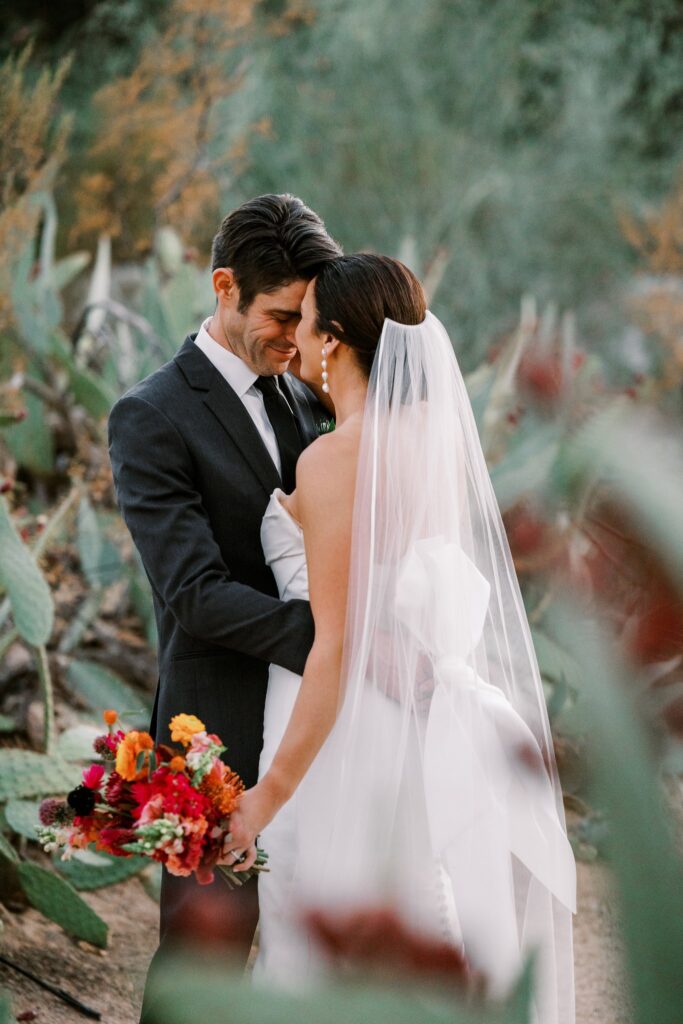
[211,194,342,312]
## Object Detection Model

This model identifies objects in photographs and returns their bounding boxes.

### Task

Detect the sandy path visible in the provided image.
[0,859,631,1023]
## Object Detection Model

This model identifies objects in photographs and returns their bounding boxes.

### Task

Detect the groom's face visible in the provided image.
[212,268,307,376]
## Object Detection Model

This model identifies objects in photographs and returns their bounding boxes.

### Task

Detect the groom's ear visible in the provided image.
[212,267,238,307]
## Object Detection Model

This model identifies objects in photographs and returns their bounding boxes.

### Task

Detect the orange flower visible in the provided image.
[72,819,103,847]
[103,709,118,726]
[169,714,205,746]
[169,756,186,773]
[115,730,154,781]
[199,759,244,816]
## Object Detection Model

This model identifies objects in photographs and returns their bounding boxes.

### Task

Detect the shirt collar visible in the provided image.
[194,318,258,398]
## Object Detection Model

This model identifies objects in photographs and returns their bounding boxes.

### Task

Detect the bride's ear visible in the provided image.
[324,323,345,356]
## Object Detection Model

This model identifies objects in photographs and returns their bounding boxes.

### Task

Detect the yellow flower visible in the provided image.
[169,713,205,746]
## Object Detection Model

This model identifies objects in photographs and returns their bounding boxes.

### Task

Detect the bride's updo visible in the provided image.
[313,254,427,378]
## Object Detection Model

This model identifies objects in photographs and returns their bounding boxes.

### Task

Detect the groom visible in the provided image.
[108,194,341,1016]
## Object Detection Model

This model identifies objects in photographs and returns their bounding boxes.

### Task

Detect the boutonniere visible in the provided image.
[317,418,335,435]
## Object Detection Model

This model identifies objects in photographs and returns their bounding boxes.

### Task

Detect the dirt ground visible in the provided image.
[0,859,630,1024]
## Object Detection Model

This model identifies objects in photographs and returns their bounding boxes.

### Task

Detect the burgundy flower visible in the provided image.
[93,734,116,760]
[98,826,138,855]
[104,771,129,806]
[39,797,72,826]
[304,906,481,994]
[67,785,96,816]
[509,513,546,556]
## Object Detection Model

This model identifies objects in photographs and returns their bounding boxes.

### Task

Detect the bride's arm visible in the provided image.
[225,433,354,866]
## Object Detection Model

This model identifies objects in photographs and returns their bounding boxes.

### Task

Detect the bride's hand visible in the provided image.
[221,783,280,873]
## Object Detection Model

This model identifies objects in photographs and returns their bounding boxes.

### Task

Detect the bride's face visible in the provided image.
[295,279,326,384]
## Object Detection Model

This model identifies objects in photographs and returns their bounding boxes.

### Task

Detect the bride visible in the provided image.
[224,254,576,1023]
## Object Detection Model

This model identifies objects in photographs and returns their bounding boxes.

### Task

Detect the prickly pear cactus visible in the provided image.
[0,749,80,801]
[56,851,149,891]
[0,496,53,645]
[4,799,42,840]
[0,991,16,1024]
[18,861,108,947]
[0,409,26,427]
[0,831,18,864]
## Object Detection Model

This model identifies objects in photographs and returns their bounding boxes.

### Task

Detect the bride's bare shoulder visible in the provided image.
[295,420,360,515]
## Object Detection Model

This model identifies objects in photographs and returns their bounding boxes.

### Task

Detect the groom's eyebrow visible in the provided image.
[267,307,302,318]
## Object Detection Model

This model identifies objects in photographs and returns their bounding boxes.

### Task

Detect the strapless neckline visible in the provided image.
[261,487,308,601]
[270,487,303,533]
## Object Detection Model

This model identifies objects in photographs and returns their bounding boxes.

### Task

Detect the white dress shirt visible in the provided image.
[194,317,283,475]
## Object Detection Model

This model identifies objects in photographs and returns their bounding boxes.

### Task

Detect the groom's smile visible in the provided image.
[209,269,307,376]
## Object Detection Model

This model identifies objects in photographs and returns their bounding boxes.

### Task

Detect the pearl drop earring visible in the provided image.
[321,345,330,394]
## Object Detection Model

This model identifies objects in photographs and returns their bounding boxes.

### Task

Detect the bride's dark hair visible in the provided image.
[313,254,427,378]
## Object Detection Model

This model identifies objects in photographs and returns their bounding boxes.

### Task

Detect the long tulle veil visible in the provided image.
[294,311,576,1023]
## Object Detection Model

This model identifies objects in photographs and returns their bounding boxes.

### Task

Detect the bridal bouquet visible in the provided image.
[36,711,268,889]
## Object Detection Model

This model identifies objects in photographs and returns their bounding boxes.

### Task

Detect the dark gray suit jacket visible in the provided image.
[108,335,322,786]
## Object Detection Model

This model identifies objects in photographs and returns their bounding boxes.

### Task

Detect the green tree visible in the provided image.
[233,0,683,364]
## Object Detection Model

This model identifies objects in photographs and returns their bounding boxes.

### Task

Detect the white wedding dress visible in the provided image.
[251,312,575,1022]
[253,484,576,1021]
[252,487,312,985]
[254,487,454,985]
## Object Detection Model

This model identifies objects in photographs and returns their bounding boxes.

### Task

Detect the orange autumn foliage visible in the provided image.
[0,47,71,329]
[71,0,271,256]
[620,168,683,392]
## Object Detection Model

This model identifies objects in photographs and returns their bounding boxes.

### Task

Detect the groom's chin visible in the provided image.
[263,347,298,375]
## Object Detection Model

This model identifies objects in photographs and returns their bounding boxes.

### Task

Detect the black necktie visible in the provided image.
[253,376,302,493]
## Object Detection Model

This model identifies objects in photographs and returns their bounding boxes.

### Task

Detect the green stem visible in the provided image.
[32,484,80,562]
[216,854,269,891]
[0,596,10,631]
[0,627,18,660]
[35,644,55,755]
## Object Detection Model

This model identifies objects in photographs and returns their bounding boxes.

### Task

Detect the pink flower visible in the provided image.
[138,793,165,825]
[105,730,126,753]
[82,764,106,790]
[187,731,213,755]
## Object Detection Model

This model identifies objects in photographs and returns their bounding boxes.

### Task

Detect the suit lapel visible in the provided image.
[203,376,282,496]
[175,336,281,497]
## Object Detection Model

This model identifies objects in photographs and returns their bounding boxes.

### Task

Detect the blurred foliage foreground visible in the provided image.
[0,37,683,1024]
